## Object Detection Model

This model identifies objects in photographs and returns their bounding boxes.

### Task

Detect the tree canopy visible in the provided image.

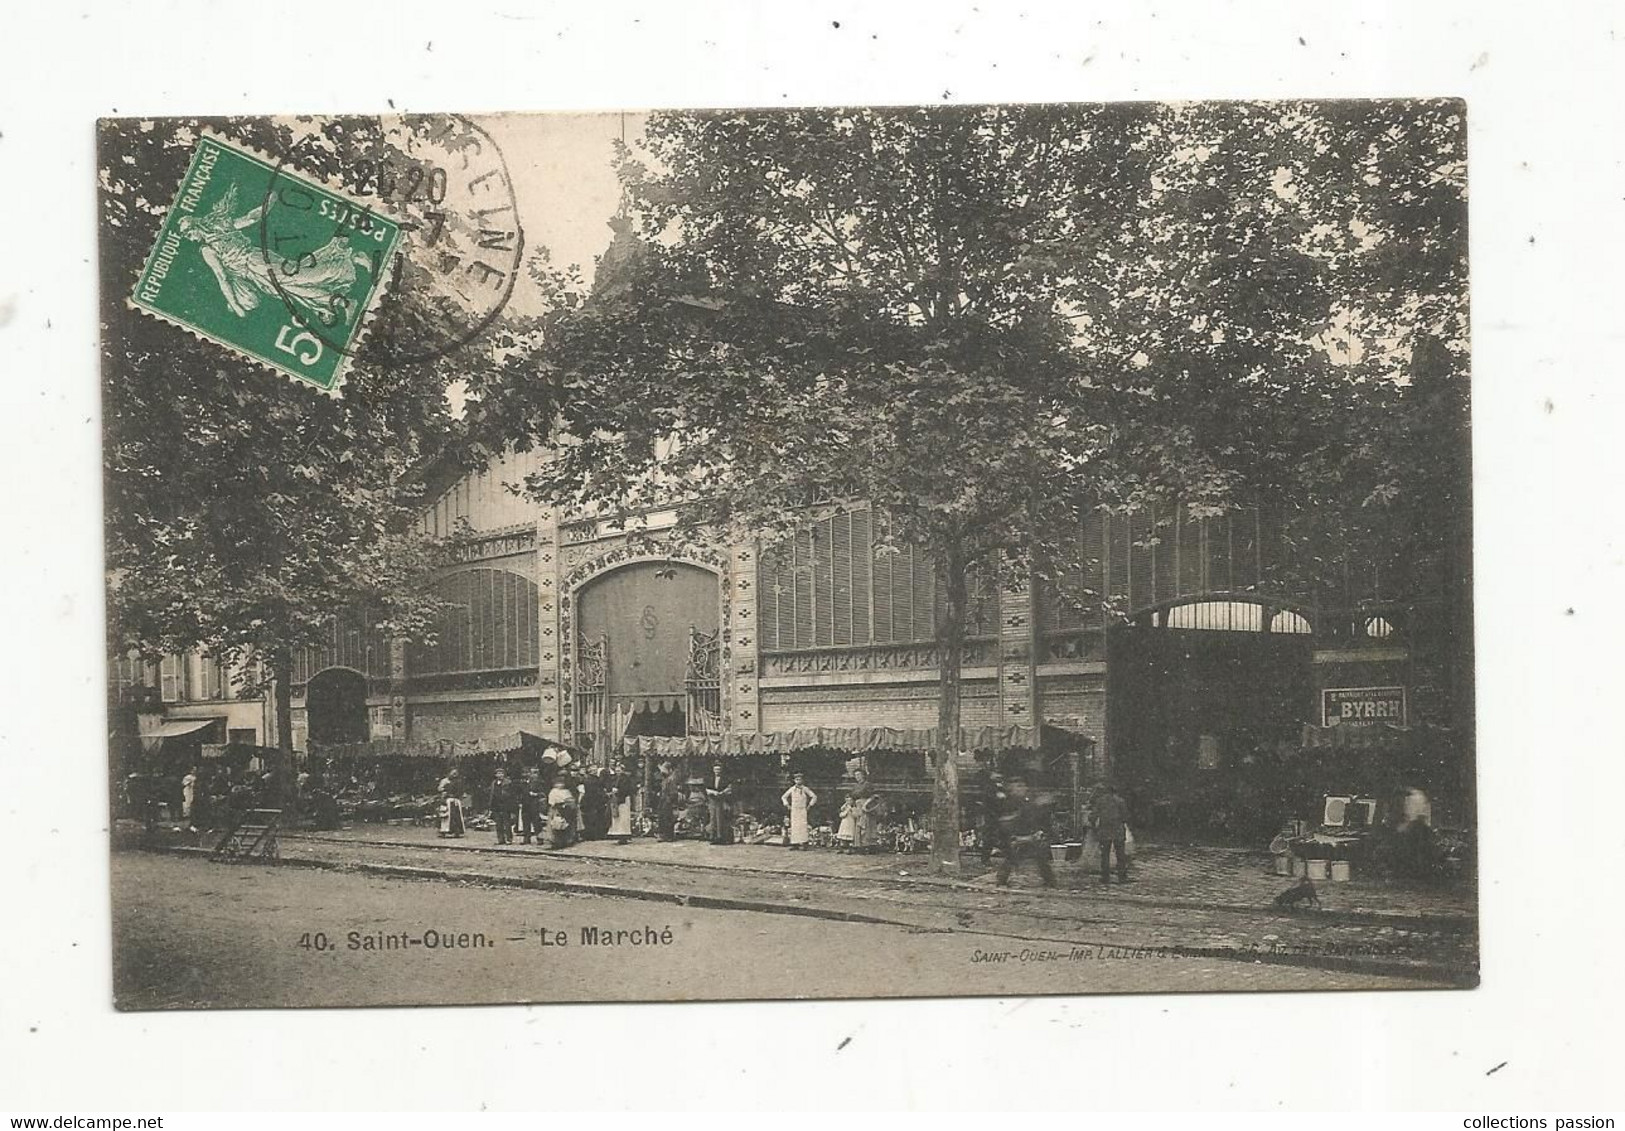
[99,116,509,754]
[508,101,1466,576]
[488,101,1468,870]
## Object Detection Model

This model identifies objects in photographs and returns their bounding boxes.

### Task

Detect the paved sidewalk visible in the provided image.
[289,822,1476,926]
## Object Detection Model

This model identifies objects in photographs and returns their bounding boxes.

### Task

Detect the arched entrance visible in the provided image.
[1105,595,1315,839]
[306,667,370,746]
[573,561,722,752]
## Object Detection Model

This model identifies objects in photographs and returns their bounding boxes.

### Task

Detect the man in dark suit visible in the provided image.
[705,762,735,845]
[1093,782,1132,883]
[489,767,519,845]
[656,761,681,841]
[520,767,546,845]
[994,775,1055,887]
[979,769,1010,866]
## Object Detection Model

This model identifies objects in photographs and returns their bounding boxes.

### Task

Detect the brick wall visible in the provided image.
[1037,672,1108,758]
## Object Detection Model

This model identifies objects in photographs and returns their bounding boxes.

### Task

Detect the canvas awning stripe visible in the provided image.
[138,717,221,753]
[619,724,1063,759]
[308,730,571,760]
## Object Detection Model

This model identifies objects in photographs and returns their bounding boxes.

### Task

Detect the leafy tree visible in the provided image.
[99,116,494,778]
[480,102,1468,873]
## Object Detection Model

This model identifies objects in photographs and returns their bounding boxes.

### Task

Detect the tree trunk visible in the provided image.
[931,539,969,875]
[272,647,296,812]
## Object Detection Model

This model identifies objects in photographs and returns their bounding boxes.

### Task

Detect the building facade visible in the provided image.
[280,447,1464,829]
[110,650,275,761]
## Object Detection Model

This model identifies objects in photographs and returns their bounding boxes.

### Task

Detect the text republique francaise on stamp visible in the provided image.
[129,133,402,394]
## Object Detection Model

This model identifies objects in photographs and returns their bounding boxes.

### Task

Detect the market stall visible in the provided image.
[308,731,576,826]
[1264,722,1473,882]
[619,724,1097,853]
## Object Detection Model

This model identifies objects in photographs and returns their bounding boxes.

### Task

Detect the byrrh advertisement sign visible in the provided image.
[1322,686,1408,727]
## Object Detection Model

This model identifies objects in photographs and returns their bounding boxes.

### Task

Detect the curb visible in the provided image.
[146,844,1475,986]
[281,831,1478,934]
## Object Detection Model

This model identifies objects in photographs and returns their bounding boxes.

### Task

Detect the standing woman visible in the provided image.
[844,770,883,853]
[780,773,819,850]
[607,762,636,843]
[545,774,578,849]
[181,765,199,830]
[580,769,610,840]
[437,769,466,838]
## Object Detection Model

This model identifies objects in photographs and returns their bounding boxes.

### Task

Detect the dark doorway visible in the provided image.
[306,668,370,745]
[1106,620,1313,840]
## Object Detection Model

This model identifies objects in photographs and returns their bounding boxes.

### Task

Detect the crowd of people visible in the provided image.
[428,757,902,854]
[120,762,304,834]
[121,747,1137,887]
[648,761,890,851]
[435,756,637,850]
[976,771,1135,887]
[122,747,1457,893]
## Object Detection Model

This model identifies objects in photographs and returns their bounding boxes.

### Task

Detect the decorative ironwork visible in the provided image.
[447,527,537,564]
[576,635,607,693]
[405,669,539,694]
[761,637,997,677]
[686,626,721,683]
[685,625,723,737]
[574,634,608,754]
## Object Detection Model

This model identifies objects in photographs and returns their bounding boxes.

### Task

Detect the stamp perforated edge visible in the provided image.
[123,123,410,399]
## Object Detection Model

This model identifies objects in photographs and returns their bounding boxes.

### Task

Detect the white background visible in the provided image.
[1,0,1621,1113]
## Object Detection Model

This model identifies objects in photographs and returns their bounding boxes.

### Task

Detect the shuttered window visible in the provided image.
[159,654,186,702]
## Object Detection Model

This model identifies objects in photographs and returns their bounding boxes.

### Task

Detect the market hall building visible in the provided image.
[272,446,1470,842]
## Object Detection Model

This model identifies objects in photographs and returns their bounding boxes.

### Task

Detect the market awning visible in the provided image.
[138,718,221,753]
[621,724,1062,759]
[309,731,572,760]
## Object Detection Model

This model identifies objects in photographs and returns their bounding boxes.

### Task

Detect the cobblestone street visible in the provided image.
[126,821,1478,989]
[113,852,1435,1010]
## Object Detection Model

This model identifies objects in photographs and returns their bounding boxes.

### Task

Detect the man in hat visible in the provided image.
[656,761,681,841]
[993,774,1056,888]
[489,767,519,845]
[520,767,546,845]
[1092,781,1131,884]
[979,768,1009,866]
[705,762,735,846]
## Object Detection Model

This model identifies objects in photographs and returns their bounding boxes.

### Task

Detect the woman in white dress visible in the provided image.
[607,763,635,842]
[437,771,466,838]
[780,773,819,849]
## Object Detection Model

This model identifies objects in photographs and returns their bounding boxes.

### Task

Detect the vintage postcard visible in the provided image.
[100,103,1475,1009]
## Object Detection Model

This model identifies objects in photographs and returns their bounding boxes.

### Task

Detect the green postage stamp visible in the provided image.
[128,133,403,394]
